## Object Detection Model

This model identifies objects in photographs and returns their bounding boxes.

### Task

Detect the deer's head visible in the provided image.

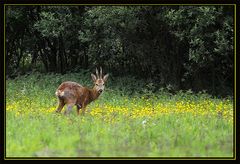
[91,67,109,94]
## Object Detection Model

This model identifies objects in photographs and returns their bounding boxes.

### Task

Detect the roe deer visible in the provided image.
[55,67,109,115]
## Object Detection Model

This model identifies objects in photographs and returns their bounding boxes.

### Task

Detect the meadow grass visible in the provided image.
[6,72,234,158]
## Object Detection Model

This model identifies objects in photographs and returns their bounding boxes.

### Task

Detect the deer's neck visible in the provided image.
[89,88,100,102]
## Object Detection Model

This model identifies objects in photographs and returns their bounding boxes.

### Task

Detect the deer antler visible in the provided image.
[96,68,99,78]
[100,67,103,79]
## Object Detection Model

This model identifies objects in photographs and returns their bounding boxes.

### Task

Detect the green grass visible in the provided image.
[5,72,234,158]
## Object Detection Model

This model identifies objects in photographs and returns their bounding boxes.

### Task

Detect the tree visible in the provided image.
[6,5,234,96]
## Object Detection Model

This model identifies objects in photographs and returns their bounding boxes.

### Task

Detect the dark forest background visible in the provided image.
[5,5,234,96]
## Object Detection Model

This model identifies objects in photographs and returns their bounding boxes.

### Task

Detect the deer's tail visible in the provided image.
[55,90,65,99]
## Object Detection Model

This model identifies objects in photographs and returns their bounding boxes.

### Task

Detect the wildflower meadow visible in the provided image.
[6,73,234,158]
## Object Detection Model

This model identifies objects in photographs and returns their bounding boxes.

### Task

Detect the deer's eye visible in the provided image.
[96,84,98,86]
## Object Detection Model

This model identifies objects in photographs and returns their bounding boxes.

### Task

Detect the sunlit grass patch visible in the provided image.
[6,95,233,123]
[6,73,234,157]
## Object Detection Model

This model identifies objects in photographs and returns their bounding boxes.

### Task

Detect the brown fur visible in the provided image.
[55,68,109,115]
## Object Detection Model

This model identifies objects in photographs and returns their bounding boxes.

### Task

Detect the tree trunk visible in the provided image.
[46,38,57,72]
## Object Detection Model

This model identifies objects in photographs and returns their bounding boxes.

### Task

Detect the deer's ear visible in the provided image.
[103,74,109,82]
[91,74,97,82]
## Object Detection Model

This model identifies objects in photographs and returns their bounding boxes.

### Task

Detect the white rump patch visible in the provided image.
[59,91,65,96]
[55,90,65,97]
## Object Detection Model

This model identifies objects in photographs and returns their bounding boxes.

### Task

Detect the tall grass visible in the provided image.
[6,72,234,158]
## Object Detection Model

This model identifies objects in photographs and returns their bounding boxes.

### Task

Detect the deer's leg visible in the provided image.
[77,104,86,116]
[55,99,65,113]
[76,104,82,115]
[64,103,75,115]
[81,104,86,115]
[64,97,77,115]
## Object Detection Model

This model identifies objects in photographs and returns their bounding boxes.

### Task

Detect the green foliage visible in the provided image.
[6,5,234,96]
[34,11,65,38]
[164,6,233,93]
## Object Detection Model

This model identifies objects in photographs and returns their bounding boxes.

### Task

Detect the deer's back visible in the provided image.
[55,81,87,103]
[57,81,83,91]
